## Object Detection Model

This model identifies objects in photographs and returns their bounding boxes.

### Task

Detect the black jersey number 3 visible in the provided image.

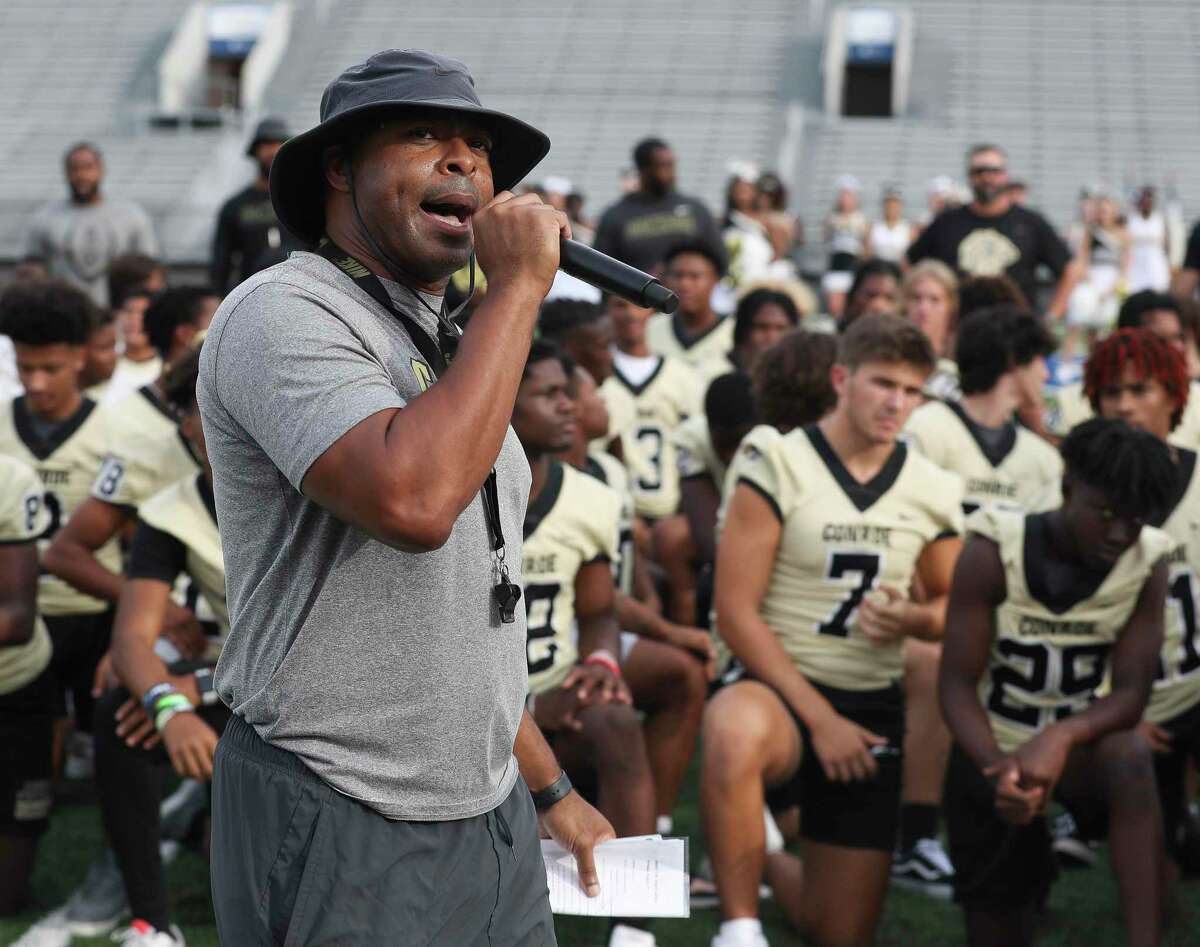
[818,552,882,637]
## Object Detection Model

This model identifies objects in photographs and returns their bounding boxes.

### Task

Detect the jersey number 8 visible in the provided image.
[524,582,561,675]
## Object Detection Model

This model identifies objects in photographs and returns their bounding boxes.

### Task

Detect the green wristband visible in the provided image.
[153,693,194,732]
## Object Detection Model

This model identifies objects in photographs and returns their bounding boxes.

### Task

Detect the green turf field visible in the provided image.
[4,778,1197,947]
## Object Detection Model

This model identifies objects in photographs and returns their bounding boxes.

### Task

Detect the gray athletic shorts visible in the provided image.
[211,714,556,946]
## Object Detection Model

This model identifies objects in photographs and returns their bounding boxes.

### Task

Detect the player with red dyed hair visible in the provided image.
[1087,328,1200,877]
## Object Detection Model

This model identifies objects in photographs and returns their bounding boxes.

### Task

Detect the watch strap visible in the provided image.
[530,771,573,811]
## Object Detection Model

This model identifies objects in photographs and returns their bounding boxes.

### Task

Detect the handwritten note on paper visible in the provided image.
[541,835,689,918]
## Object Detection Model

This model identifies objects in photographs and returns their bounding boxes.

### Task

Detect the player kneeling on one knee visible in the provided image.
[939,417,1175,947]
[513,342,659,942]
[702,314,965,947]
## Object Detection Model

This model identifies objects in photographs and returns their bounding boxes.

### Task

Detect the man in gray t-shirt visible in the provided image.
[194,50,614,947]
[24,143,158,306]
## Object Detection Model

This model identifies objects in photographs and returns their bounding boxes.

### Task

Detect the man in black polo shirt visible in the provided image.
[593,137,725,276]
[907,144,1077,317]
[209,117,298,293]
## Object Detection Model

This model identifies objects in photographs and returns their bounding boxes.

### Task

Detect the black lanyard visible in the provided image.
[315,239,458,373]
[314,240,517,619]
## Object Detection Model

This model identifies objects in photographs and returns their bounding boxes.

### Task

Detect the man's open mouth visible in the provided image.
[420,193,478,229]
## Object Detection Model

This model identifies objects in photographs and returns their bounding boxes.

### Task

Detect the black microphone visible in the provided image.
[559,239,678,313]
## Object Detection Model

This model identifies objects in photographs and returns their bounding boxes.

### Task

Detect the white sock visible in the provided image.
[719,918,764,942]
[762,806,784,855]
[656,814,673,835]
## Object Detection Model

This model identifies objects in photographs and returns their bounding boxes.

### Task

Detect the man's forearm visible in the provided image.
[514,709,565,792]
[615,593,668,641]
[44,538,124,603]
[380,283,542,521]
[1054,687,1148,748]
[940,676,1004,771]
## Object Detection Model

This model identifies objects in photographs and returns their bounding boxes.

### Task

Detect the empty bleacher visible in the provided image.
[0,0,217,262]
[794,0,1200,249]
[2,0,1199,270]
[265,0,801,235]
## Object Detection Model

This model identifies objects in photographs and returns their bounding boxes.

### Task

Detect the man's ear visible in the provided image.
[323,146,350,193]
[830,362,849,397]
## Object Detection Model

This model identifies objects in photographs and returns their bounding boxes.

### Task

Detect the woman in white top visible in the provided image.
[1127,186,1171,292]
[821,175,868,318]
[865,187,915,264]
[1063,193,1130,357]
[722,164,777,287]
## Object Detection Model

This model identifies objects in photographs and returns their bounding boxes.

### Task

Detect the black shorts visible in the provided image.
[944,744,1057,910]
[760,679,905,851]
[0,667,56,836]
[45,610,113,720]
[1154,697,1200,859]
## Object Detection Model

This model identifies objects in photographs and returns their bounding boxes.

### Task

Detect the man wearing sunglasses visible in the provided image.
[907,144,1077,318]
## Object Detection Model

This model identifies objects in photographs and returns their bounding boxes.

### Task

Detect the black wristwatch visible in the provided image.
[530,771,573,811]
[193,667,220,706]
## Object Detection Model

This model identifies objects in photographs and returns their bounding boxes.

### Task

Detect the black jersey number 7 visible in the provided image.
[818,552,882,637]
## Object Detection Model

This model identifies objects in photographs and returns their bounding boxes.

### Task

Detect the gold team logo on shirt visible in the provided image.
[411,358,434,393]
[957,228,1021,276]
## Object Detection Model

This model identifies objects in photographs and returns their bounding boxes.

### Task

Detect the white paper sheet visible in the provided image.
[541,834,690,918]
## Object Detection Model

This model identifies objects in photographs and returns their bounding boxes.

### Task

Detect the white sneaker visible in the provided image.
[890,836,955,900]
[110,920,186,946]
[9,910,72,947]
[608,923,656,946]
[711,918,770,947]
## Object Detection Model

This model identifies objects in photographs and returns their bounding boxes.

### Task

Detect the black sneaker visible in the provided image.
[891,837,955,900]
[1051,812,1099,868]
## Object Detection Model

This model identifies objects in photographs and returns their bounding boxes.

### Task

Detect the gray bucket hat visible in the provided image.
[246,116,293,156]
[269,49,551,246]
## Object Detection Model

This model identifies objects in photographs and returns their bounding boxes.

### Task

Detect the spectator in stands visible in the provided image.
[755,172,802,256]
[1126,185,1171,293]
[13,256,49,284]
[210,117,296,294]
[865,186,916,264]
[105,288,219,405]
[1063,191,1129,357]
[24,143,158,306]
[1004,180,1029,207]
[917,175,957,230]
[1172,218,1200,300]
[107,253,166,313]
[821,175,869,318]
[593,137,725,275]
[542,175,572,212]
[841,259,902,328]
[907,144,1076,317]
[81,307,118,400]
[901,259,960,401]
[722,163,774,287]
[1177,298,1200,380]
[565,190,595,245]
